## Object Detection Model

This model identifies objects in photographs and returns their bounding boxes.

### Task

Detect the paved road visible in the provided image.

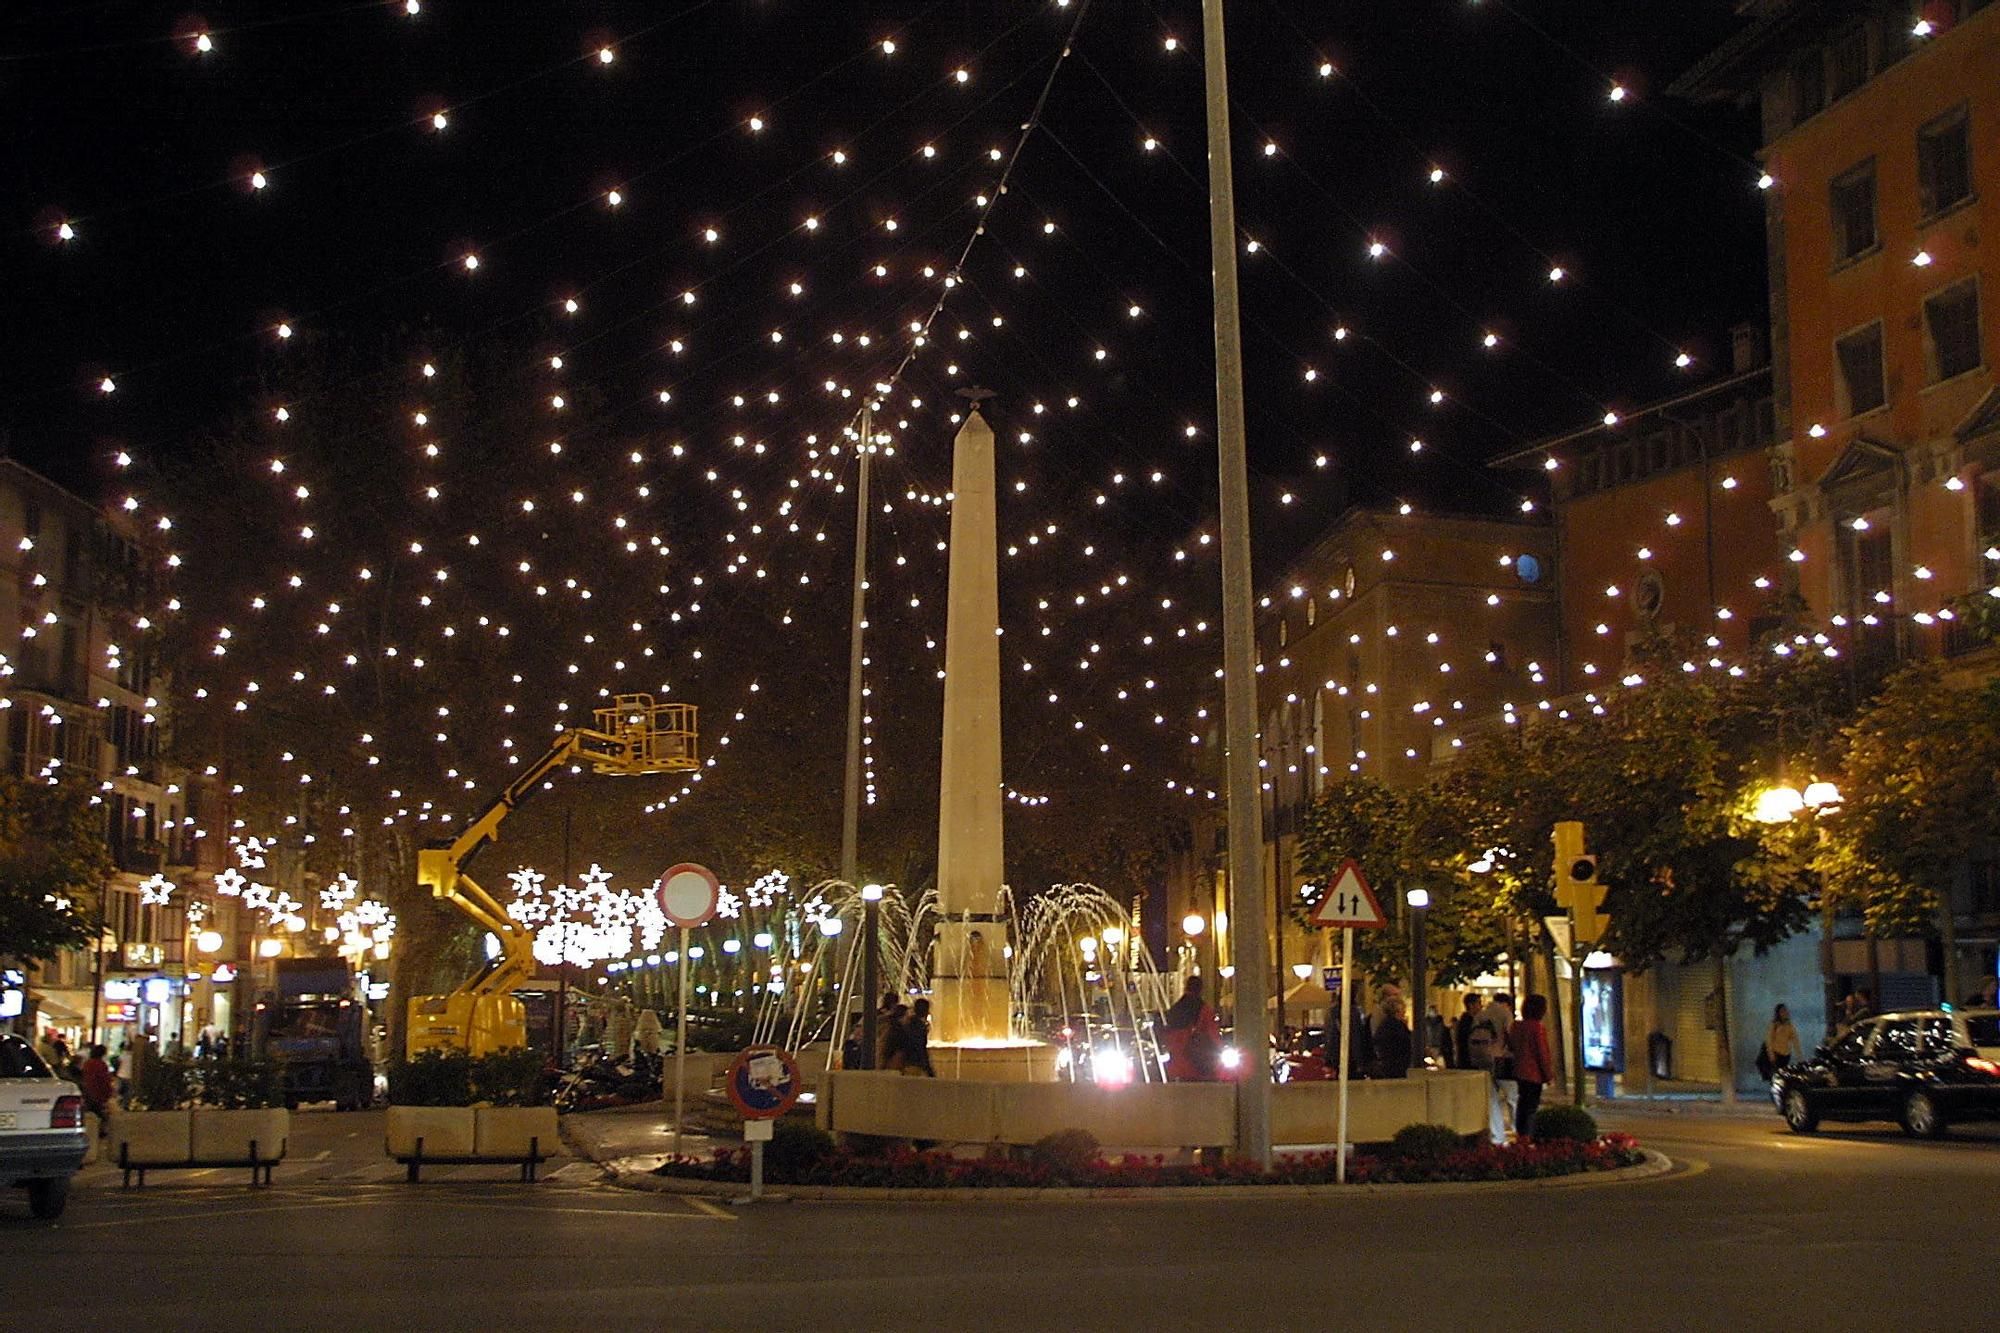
[7,1106,1995,1330]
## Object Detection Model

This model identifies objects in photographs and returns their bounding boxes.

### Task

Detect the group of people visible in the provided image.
[30,1030,120,1133]
[1452,991,1556,1141]
[840,991,935,1075]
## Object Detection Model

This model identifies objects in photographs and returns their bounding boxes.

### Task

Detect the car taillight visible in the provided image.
[1965,1056,2000,1077]
[51,1095,84,1130]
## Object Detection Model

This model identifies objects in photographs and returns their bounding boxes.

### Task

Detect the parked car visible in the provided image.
[1772,1008,2000,1138]
[1,1034,90,1219]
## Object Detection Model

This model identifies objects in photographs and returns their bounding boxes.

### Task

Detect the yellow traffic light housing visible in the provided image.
[1552,820,1609,945]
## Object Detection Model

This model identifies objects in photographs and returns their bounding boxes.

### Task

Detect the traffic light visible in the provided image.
[1552,820,1609,944]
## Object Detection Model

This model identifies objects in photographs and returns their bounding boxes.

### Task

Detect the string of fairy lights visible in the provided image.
[13,1,1989,920]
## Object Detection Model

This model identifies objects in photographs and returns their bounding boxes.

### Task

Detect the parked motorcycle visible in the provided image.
[553,1046,663,1112]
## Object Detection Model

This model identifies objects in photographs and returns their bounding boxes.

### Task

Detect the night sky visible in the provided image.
[1,1,1770,875]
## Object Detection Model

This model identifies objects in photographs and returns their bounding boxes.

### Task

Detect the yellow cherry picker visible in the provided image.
[404,695,698,1059]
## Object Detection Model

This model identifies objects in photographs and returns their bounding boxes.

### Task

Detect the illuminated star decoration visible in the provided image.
[138,873,176,905]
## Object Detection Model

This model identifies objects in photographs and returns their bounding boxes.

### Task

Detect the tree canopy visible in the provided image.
[0,776,113,965]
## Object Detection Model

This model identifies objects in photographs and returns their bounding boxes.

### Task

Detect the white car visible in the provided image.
[1,1034,88,1219]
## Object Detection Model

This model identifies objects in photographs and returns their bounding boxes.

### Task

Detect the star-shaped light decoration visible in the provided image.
[319,871,360,912]
[138,873,176,905]
[213,867,246,897]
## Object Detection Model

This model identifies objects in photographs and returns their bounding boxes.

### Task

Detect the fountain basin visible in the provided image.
[821,1069,1489,1150]
[928,1039,1062,1083]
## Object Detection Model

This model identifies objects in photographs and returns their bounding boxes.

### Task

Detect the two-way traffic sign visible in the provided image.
[1308,859,1389,929]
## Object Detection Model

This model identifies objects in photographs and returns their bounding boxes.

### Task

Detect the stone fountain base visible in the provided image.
[819,1069,1490,1150]
[929,1041,1062,1083]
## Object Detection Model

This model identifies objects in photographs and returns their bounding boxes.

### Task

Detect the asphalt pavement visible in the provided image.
[7,1105,1996,1330]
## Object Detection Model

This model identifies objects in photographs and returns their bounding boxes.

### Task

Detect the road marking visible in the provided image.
[389,1196,729,1221]
[684,1197,736,1220]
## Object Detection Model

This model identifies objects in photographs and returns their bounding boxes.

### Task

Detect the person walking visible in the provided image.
[1470,992,1516,1143]
[1759,1003,1801,1079]
[1454,993,1481,1070]
[1159,976,1224,1081]
[1368,995,1413,1079]
[1509,994,1554,1139]
[901,998,936,1077]
[79,1044,115,1136]
[879,1003,911,1071]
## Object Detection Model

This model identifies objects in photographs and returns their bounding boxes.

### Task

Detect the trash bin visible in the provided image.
[1648,1031,1672,1081]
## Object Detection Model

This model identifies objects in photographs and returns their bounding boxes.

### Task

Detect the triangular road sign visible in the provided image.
[1309,859,1389,929]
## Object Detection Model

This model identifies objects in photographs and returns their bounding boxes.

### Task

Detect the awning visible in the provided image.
[29,993,89,1022]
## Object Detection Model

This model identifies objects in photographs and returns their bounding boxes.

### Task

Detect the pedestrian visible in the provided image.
[1509,994,1554,1139]
[50,1031,73,1077]
[879,1003,911,1071]
[79,1044,115,1135]
[1369,995,1412,1079]
[35,1028,61,1069]
[901,998,936,1077]
[1159,976,1224,1081]
[1471,992,1516,1143]
[1758,1003,1800,1080]
[840,1017,866,1070]
[1454,993,1481,1070]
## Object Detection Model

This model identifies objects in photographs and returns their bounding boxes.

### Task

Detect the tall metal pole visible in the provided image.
[672,924,690,1159]
[844,407,874,1069]
[1200,0,1271,1169]
[841,407,873,888]
[556,805,571,1065]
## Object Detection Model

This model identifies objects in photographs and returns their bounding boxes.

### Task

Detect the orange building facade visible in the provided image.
[1684,1,2000,659]
[1501,351,1787,694]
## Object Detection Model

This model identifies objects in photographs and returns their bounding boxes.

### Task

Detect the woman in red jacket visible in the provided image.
[1508,994,1555,1138]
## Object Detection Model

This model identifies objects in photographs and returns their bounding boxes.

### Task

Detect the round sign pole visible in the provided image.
[673,923,690,1159]
[723,1046,802,1206]
[655,863,721,1161]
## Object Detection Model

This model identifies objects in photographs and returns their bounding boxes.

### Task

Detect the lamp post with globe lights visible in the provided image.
[1753,777,1846,1039]
[860,884,884,1069]
[1406,887,1432,1072]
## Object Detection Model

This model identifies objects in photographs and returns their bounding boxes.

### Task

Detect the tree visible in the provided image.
[1820,663,2000,943]
[0,776,113,965]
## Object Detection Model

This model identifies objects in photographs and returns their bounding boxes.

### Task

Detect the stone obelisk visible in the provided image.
[933,402,1010,1047]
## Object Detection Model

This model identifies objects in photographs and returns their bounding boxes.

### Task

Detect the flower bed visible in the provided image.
[652,1133,1646,1190]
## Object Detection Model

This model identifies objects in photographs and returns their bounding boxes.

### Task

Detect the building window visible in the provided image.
[1278,618,1288,648]
[1305,598,1316,629]
[1975,473,2000,560]
[1836,322,1887,416]
[1827,27,1868,100]
[1838,510,1895,608]
[1791,49,1826,123]
[1830,162,1877,262]
[1924,280,1982,382]
[1972,860,2000,918]
[1918,107,1972,218]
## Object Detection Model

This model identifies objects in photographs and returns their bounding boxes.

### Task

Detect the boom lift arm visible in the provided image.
[407,695,697,1057]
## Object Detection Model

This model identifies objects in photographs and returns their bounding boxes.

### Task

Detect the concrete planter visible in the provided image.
[474,1106,558,1158]
[385,1105,476,1158]
[112,1109,192,1166]
[191,1108,289,1164]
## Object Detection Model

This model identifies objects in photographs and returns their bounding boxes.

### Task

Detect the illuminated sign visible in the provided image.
[103,979,141,1003]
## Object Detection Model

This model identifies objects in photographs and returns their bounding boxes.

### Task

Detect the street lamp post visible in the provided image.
[1406,888,1430,1073]
[1199,0,1272,1170]
[860,883,884,1068]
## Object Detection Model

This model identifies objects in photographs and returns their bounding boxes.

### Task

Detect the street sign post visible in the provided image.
[1309,860,1387,1184]
[656,863,722,1159]
[724,1045,803,1205]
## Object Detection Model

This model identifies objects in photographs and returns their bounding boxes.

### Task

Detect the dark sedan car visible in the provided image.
[1773,1008,2000,1138]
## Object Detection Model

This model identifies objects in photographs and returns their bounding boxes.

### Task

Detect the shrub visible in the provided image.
[197,1056,283,1110]
[1389,1122,1467,1164]
[1028,1128,1102,1180]
[388,1050,474,1107]
[766,1119,836,1180]
[390,1048,550,1107]
[470,1047,550,1107]
[1529,1105,1598,1143]
[133,1052,194,1110]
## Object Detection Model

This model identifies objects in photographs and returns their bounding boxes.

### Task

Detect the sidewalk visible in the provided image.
[560,1105,730,1175]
